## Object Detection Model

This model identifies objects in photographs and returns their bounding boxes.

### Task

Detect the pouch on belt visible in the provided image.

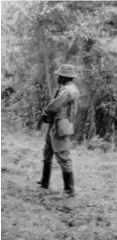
[57,118,74,137]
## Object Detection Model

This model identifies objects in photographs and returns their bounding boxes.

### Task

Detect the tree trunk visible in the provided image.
[39,24,52,99]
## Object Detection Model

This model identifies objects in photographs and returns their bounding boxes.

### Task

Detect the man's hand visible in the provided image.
[42,109,55,124]
[36,111,51,131]
[36,108,55,131]
[42,112,50,123]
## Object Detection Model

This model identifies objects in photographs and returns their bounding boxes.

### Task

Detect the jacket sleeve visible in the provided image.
[45,90,71,114]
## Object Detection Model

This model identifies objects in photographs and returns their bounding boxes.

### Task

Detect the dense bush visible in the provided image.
[1,1,117,140]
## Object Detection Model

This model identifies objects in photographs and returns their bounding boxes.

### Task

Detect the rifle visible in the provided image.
[36,89,59,131]
[36,112,54,131]
[36,114,44,131]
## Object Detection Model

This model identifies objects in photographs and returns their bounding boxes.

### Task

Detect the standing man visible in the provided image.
[37,64,80,197]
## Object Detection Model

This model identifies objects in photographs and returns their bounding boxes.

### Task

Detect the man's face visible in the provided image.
[57,76,64,86]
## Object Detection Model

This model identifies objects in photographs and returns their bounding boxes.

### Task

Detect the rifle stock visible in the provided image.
[36,115,44,131]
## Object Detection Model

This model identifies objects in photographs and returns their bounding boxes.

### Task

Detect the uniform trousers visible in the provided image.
[43,131,72,173]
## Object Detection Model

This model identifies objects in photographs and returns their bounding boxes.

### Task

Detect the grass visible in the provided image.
[1,129,117,240]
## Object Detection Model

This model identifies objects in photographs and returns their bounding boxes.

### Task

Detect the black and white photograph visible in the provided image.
[1,1,117,239]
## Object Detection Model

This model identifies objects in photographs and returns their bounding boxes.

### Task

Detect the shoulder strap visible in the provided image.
[53,89,59,98]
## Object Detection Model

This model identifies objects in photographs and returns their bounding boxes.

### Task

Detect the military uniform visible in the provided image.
[37,64,80,196]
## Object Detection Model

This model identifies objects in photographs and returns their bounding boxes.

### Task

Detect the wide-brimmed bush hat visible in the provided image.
[54,64,77,78]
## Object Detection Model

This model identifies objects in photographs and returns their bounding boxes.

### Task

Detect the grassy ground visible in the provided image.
[1,130,117,240]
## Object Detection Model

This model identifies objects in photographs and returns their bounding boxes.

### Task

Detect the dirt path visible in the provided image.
[1,132,117,240]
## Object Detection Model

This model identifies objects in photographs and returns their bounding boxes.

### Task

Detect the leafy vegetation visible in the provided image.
[1,1,117,141]
[2,3,117,239]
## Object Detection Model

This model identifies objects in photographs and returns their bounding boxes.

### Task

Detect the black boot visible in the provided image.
[37,162,52,189]
[62,172,75,197]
